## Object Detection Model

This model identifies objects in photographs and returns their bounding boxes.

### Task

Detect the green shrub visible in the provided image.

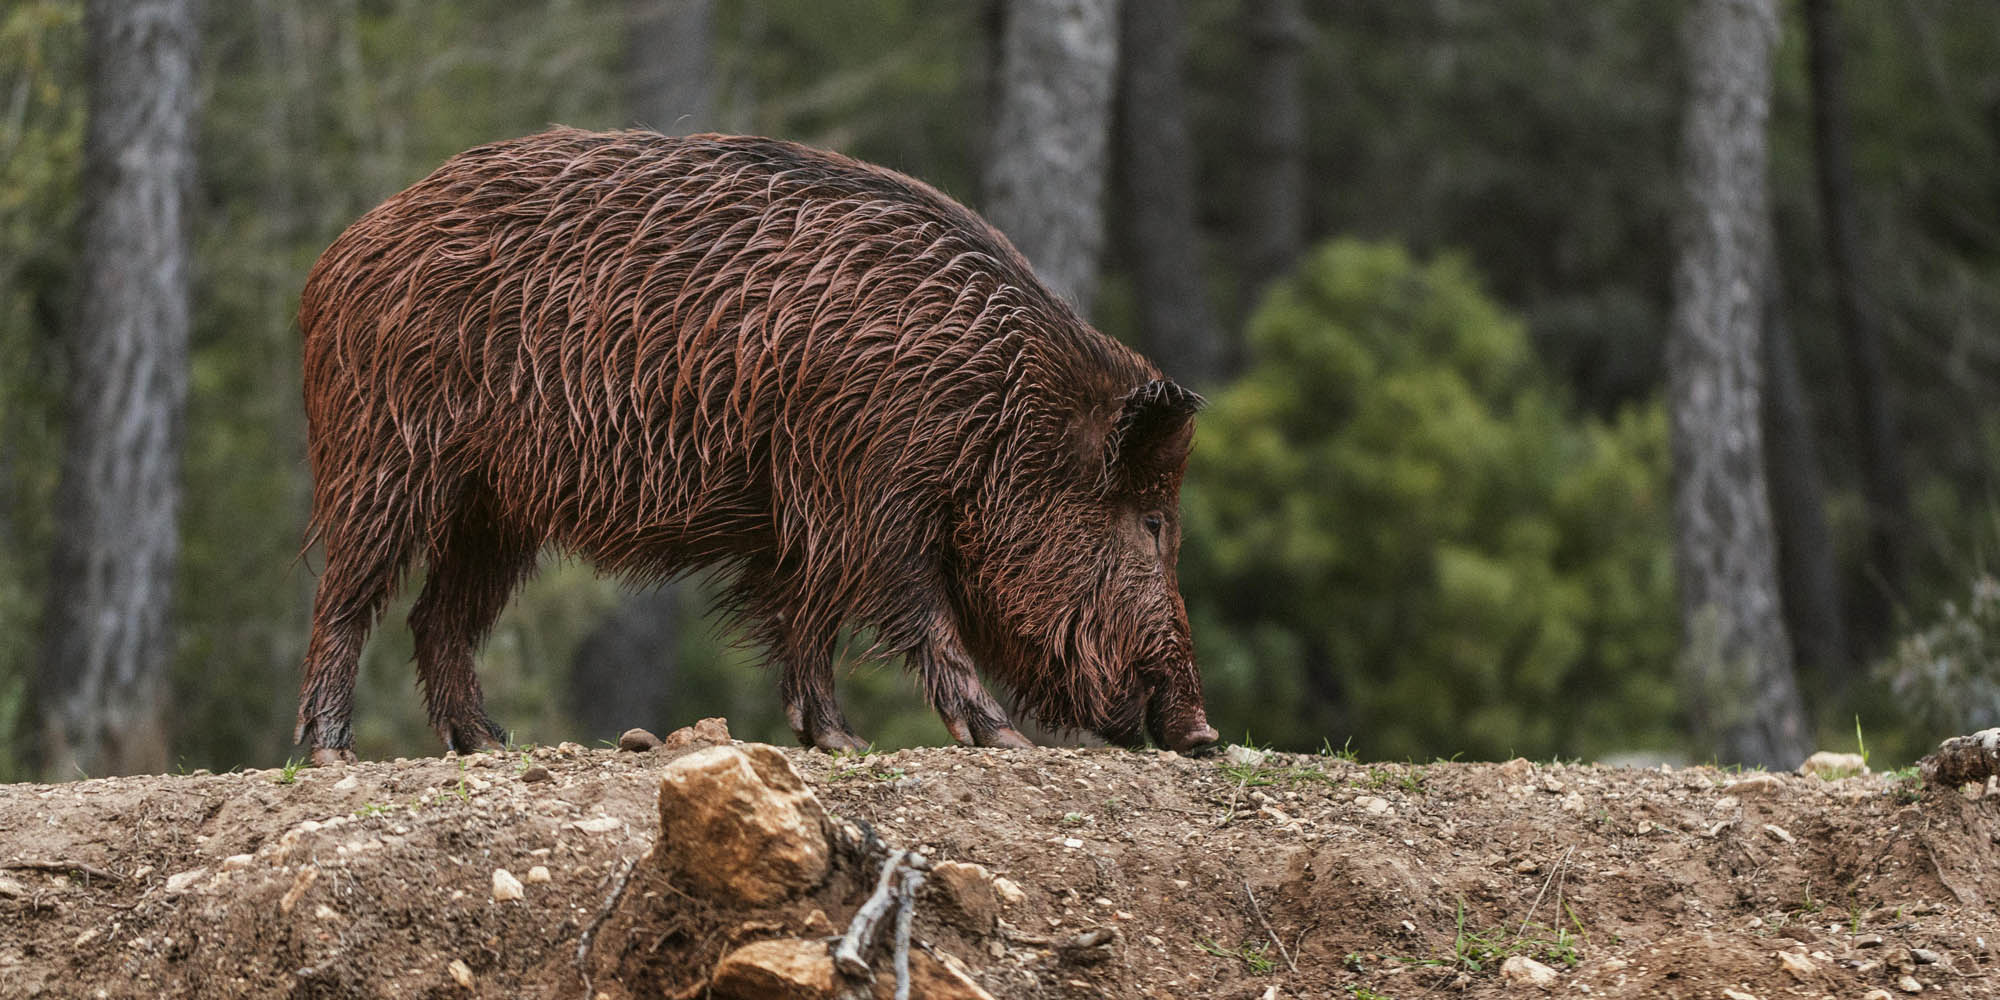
[1182,240,1677,760]
[1877,574,2000,735]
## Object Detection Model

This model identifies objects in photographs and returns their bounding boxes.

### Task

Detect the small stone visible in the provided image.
[1356,795,1391,815]
[1726,774,1785,797]
[1911,948,1942,964]
[661,716,734,750]
[1798,751,1868,779]
[1223,744,1269,769]
[1762,823,1796,844]
[1860,991,1893,1000]
[800,909,834,935]
[447,958,474,989]
[1720,990,1760,1000]
[491,868,524,902]
[1496,757,1534,784]
[525,866,552,884]
[519,765,553,783]
[1058,928,1116,965]
[1500,955,1558,986]
[221,853,254,871]
[332,774,358,791]
[572,815,623,833]
[0,875,25,899]
[617,728,661,752]
[1854,934,1885,948]
[929,861,1002,933]
[312,903,339,921]
[1776,950,1816,979]
[992,876,1026,905]
[165,868,207,894]
[1061,837,1085,849]
[708,938,835,999]
[1897,974,1923,993]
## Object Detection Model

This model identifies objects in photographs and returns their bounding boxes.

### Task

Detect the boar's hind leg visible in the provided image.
[296,520,415,766]
[913,606,1033,749]
[407,492,536,754]
[777,633,867,753]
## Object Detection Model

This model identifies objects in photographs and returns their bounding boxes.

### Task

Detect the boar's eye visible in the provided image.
[1142,512,1165,540]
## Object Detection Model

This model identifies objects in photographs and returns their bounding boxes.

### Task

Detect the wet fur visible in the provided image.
[294,128,1209,755]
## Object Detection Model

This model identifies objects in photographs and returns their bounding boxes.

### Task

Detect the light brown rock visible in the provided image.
[1798,750,1868,779]
[652,744,828,906]
[869,949,996,1000]
[928,861,1002,934]
[662,716,733,750]
[1500,954,1558,987]
[708,938,835,1000]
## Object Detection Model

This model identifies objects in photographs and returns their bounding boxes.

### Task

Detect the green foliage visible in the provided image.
[1876,575,2000,735]
[1182,241,1678,760]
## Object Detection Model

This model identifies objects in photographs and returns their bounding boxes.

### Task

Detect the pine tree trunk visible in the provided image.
[1666,0,1809,770]
[1243,0,1306,301]
[625,0,715,134]
[1804,0,1910,626]
[37,0,199,778]
[983,0,1121,314]
[1114,0,1224,386]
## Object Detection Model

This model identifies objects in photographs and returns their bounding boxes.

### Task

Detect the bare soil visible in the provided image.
[2,732,1996,999]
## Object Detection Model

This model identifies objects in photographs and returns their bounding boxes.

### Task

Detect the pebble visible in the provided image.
[572,815,622,833]
[1720,990,1759,1000]
[519,765,554,783]
[1223,745,1269,769]
[1726,774,1785,797]
[1898,974,1923,993]
[1911,948,1942,964]
[1861,990,1893,1000]
[491,868,524,902]
[332,774,358,791]
[221,854,254,871]
[992,877,1026,905]
[1355,795,1391,815]
[1799,750,1868,778]
[525,866,551,884]
[1762,823,1796,844]
[448,958,474,989]
[1776,951,1816,979]
[1499,955,1558,986]
[164,868,207,894]
[617,728,661,752]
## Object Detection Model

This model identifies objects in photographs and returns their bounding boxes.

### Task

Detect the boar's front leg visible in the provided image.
[911,602,1033,749]
[778,632,869,753]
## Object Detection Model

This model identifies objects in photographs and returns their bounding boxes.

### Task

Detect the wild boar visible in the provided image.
[293,128,1218,763]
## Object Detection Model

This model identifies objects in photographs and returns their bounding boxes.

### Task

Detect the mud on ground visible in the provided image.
[2,731,1995,998]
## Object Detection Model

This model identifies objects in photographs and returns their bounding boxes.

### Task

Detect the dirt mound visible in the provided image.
[2,729,1995,998]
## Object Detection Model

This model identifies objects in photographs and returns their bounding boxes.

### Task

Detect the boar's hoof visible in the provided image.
[439,715,508,755]
[1169,724,1221,756]
[799,727,870,754]
[309,747,358,767]
[977,726,1035,750]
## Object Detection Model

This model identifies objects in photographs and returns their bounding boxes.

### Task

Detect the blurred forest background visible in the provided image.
[4,0,2000,780]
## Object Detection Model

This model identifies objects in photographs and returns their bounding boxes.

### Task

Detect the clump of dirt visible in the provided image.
[1,728,1995,999]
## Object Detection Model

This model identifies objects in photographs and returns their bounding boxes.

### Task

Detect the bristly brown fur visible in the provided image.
[293,127,1215,758]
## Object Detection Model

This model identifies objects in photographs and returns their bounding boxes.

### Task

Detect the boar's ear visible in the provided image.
[1106,379,1204,481]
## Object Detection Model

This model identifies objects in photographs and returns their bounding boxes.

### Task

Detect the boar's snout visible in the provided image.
[1143,674,1220,755]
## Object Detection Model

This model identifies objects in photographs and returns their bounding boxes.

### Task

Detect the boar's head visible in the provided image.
[954,377,1220,754]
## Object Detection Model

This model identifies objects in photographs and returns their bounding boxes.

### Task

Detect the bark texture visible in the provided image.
[1804,0,1910,620]
[1666,0,1809,770]
[983,0,1121,314]
[1114,0,1224,386]
[37,0,199,778]
[624,0,715,134]
[1242,0,1307,299]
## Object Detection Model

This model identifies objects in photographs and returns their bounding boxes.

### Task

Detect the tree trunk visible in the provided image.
[1763,269,1850,703]
[1666,0,1809,770]
[983,0,1121,314]
[1114,0,1224,386]
[1804,0,1910,626]
[36,0,199,778]
[1242,0,1307,302]
[567,0,720,740]
[624,0,715,134]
